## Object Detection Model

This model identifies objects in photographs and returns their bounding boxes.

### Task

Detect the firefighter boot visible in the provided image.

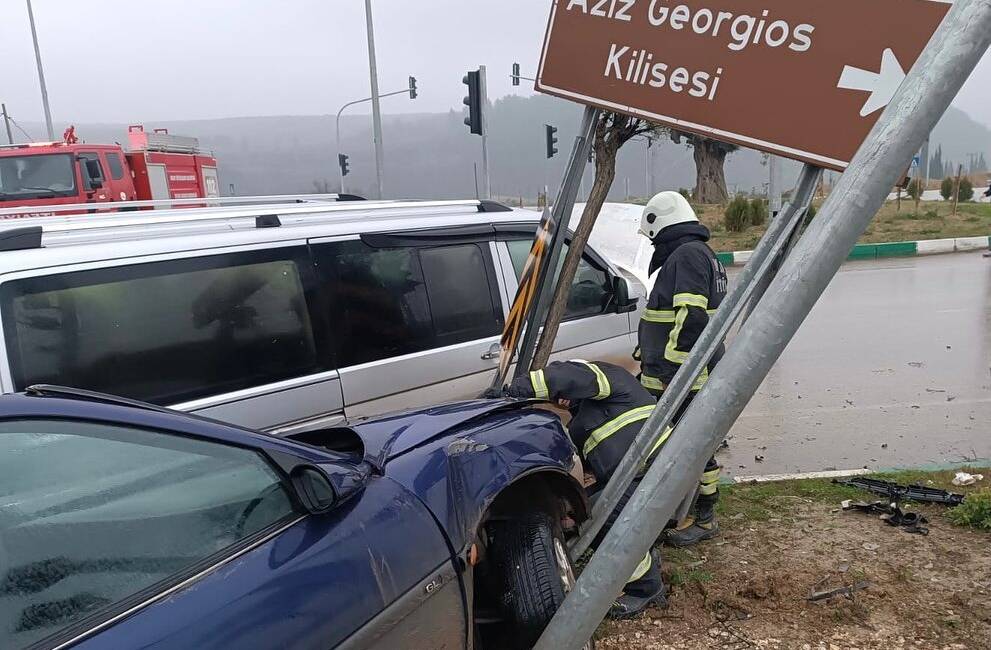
[607,549,668,620]
[664,498,719,547]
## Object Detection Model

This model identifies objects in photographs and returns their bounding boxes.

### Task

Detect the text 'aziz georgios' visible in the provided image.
[565,0,816,102]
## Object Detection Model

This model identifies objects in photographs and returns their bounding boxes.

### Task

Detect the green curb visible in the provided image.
[718,235,989,265]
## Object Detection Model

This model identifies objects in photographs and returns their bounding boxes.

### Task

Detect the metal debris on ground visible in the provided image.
[807,578,871,602]
[841,499,930,535]
[834,476,964,506]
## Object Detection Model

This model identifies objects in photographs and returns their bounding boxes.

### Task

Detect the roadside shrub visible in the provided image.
[925,210,939,219]
[678,188,691,201]
[959,178,974,202]
[940,177,954,201]
[948,489,991,530]
[724,196,751,232]
[906,179,924,200]
[750,198,768,226]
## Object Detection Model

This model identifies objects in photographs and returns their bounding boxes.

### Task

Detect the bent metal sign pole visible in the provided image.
[533,0,991,646]
[536,0,949,170]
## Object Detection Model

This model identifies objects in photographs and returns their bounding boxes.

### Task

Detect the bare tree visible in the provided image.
[672,132,738,204]
[532,112,663,368]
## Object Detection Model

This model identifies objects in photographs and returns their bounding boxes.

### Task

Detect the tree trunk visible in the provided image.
[693,140,729,204]
[532,120,619,369]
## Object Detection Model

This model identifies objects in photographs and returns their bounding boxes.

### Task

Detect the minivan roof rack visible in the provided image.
[0,199,519,250]
[0,193,360,218]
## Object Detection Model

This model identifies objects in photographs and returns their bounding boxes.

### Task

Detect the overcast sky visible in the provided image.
[0,0,987,130]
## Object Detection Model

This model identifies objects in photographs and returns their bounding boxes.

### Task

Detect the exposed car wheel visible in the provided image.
[486,511,593,650]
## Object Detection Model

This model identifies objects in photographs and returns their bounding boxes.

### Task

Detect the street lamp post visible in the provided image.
[364,0,385,199]
[26,0,54,141]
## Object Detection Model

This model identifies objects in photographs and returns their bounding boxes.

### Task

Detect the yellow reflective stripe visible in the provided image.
[530,370,549,400]
[628,551,653,583]
[664,306,690,364]
[691,367,709,391]
[699,483,719,496]
[642,308,676,323]
[647,426,674,458]
[701,468,721,484]
[575,361,610,400]
[640,374,666,391]
[583,405,654,457]
[673,292,709,309]
[707,308,718,315]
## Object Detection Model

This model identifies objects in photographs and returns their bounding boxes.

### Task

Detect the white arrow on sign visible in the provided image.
[837,48,907,117]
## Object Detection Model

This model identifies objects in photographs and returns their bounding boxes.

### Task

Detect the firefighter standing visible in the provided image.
[637,191,728,547]
[507,360,669,619]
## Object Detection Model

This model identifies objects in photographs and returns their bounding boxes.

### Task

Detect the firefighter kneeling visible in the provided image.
[508,360,668,619]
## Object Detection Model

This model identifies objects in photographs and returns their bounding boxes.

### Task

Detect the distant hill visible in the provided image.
[16,98,990,201]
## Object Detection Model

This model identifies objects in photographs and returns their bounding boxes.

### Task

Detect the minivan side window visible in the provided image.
[0,419,295,649]
[420,244,501,346]
[314,240,502,367]
[506,239,612,320]
[0,248,326,405]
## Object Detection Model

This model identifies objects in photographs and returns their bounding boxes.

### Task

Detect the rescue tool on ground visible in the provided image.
[0,125,219,216]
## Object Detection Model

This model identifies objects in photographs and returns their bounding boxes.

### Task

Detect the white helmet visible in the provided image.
[639,191,698,240]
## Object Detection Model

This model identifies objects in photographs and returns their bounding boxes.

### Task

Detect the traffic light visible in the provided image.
[545,124,558,159]
[338,153,350,177]
[512,62,521,86]
[408,76,418,100]
[463,70,483,135]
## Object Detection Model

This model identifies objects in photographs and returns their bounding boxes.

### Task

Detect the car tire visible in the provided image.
[487,511,593,650]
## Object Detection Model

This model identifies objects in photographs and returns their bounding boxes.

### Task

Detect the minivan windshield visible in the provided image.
[0,153,77,201]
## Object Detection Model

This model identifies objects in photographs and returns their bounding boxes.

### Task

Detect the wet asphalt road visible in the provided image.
[721,251,991,478]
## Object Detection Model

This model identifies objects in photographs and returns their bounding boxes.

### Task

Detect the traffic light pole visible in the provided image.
[335,85,416,194]
[480,65,491,200]
[535,0,990,645]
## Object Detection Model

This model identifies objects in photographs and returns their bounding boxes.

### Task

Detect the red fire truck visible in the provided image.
[0,125,219,216]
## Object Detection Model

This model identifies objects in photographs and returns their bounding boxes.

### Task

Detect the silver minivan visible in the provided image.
[0,198,645,433]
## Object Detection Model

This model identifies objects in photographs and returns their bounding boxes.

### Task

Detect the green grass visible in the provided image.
[717,467,991,529]
[947,489,991,530]
[716,478,865,522]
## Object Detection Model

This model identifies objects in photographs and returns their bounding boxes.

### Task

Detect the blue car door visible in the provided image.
[0,412,465,650]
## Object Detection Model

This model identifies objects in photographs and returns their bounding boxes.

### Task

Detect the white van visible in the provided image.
[0,198,645,433]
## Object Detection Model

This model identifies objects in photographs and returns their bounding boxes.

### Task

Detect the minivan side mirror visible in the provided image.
[289,462,370,515]
[610,275,639,313]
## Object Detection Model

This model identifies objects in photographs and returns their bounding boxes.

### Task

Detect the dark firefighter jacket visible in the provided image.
[507,360,661,482]
[638,223,728,394]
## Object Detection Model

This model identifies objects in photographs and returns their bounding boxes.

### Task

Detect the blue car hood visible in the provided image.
[350,399,528,469]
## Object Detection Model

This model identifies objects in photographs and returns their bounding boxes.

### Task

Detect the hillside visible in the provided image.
[15,97,990,201]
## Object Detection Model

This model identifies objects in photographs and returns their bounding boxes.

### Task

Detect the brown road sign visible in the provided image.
[535,0,950,170]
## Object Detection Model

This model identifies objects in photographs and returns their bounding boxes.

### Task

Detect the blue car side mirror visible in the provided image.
[290,462,371,515]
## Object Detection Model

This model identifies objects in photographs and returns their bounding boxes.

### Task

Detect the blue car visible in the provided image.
[0,386,590,650]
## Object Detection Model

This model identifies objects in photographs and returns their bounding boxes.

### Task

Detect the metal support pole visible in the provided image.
[536,1,990,645]
[26,0,54,141]
[336,114,346,194]
[1,104,13,145]
[571,163,821,557]
[363,0,385,199]
[769,155,782,216]
[479,65,491,200]
[512,106,598,380]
